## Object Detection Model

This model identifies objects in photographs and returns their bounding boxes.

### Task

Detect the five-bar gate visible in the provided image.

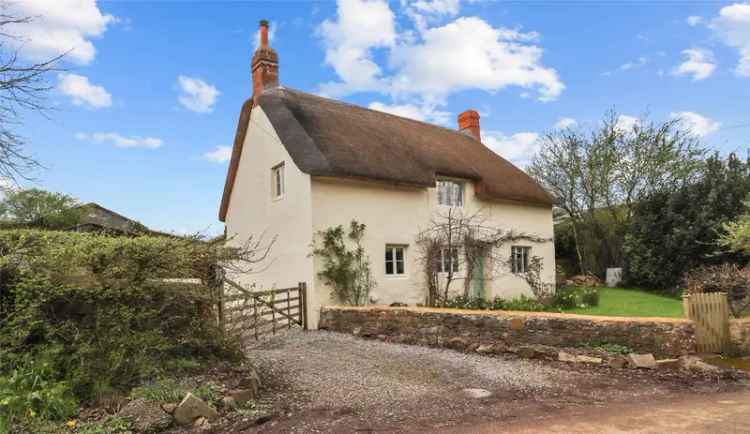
[220,278,307,340]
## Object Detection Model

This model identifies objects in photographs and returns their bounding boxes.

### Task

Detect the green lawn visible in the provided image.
[564,287,684,318]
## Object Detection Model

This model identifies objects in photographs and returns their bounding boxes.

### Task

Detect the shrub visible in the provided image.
[444,295,549,312]
[0,229,243,425]
[683,263,750,317]
[0,347,78,431]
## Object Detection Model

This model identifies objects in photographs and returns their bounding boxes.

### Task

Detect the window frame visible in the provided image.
[437,179,464,207]
[511,246,531,274]
[439,247,460,273]
[385,245,407,276]
[271,162,285,199]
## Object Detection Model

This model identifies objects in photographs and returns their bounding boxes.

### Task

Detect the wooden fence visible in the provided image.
[220,278,307,341]
[684,292,730,353]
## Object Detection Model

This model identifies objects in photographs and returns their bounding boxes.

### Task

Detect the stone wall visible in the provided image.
[319,306,700,357]
[730,319,750,355]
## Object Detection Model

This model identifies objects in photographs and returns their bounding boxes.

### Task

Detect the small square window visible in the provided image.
[511,246,531,273]
[439,247,459,273]
[272,163,285,199]
[437,180,464,207]
[385,245,406,276]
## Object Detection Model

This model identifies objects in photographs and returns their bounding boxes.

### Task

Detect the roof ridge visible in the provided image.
[268,86,479,142]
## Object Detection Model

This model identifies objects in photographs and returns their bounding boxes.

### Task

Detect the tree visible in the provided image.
[0,5,63,183]
[0,188,81,229]
[721,194,750,255]
[528,111,705,276]
[624,153,750,292]
[416,208,552,307]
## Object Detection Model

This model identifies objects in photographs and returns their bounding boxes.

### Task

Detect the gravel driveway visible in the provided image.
[223,331,744,433]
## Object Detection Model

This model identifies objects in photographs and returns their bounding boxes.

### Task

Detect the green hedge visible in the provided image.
[0,230,241,430]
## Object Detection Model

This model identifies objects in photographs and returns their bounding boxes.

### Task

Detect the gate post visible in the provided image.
[299,282,308,330]
[682,294,691,320]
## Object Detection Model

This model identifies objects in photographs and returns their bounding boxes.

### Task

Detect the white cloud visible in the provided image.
[368,101,450,125]
[554,117,577,129]
[483,131,540,166]
[710,3,750,77]
[686,16,704,26]
[177,75,220,113]
[616,115,640,132]
[5,0,116,64]
[389,17,563,103]
[318,0,397,96]
[76,132,162,149]
[619,56,647,71]
[669,111,721,137]
[58,73,111,108]
[671,48,717,81]
[203,145,232,163]
[318,1,563,104]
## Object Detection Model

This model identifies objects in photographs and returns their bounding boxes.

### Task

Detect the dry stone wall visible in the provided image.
[319,306,702,357]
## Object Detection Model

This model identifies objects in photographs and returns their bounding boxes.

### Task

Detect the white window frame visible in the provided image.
[271,162,285,199]
[511,246,531,274]
[385,245,406,276]
[439,247,459,273]
[437,180,464,207]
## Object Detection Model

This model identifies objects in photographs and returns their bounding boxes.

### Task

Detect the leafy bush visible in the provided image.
[0,229,242,429]
[312,220,375,306]
[683,263,750,317]
[553,286,599,309]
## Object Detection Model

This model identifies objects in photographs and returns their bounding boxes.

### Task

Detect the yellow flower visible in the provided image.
[26,409,36,418]
[66,419,77,428]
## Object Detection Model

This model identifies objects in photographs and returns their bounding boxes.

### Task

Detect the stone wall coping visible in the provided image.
[323,305,691,324]
[730,317,750,325]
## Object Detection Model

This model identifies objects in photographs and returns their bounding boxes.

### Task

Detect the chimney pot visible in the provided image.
[458,110,480,141]
[259,20,269,48]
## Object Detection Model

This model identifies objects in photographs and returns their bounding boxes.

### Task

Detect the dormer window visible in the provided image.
[437,180,463,207]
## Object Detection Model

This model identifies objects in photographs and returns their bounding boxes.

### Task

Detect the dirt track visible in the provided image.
[222,331,748,433]
[438,390,750,433]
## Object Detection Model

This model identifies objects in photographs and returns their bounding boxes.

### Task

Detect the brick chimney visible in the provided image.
[252,19,278,106]
[458,110,480,141]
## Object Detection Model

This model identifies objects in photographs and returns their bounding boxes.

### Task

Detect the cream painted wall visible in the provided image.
[223,106,555,329]
[310,177,556,317]
[224,107,315,322]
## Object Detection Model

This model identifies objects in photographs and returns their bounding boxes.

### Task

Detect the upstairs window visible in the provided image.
[437,180,464,207]
[511,246,531,273]
[385,245,406,276]
[439,247,459,273]
[272,162,285,199]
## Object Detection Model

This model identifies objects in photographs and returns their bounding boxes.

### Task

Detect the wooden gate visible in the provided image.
[220,278,308,341]
[684,292,730,353]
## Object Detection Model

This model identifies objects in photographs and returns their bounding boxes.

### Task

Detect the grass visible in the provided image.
[563,287,684,318]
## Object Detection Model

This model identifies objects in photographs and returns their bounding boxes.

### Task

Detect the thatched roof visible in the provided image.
[219,87,553,221]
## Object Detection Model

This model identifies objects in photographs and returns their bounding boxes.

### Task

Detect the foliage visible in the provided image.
[0,229,245,429]
[312,220,375,306]
[0,347,78,431]
[416,208,552,307]
[552,286,599,309]
[721,195,750,255]
[683,263,750,318]
[0,188,82,230]
[443,294,550,312]
[529,110,706,277]
[587,342,633,355]
[76,417,135,434]
[624,153,750,293]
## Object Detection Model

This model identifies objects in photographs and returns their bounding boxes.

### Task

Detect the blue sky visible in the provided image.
[6,0,750,235]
